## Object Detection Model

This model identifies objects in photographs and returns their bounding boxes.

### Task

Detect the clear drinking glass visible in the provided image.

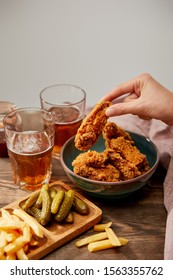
[0,101,16,157]
[40,84,86,158]
[3,107,55,190]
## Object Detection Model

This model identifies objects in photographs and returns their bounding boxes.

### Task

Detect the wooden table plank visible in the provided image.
[0,157,166,260]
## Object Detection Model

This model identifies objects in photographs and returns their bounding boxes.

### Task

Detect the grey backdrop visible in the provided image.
[0,0,173,108]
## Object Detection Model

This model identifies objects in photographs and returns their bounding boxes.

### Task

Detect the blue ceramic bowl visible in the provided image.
[60,132,159,199]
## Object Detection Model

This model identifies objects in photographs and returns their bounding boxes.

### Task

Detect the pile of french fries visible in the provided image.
[75,221,128,252]
[0,208,44,260]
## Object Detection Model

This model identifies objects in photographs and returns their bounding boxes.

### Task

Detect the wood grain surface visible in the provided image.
[0,157,167,260]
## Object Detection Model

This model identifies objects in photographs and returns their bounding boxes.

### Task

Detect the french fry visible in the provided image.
[4,236,25,254]
[88,236,129,253]
[13,208,43,238]
[16,248,28,260]
[75,232,107,247]
[105,227,121,246]
[6,252,16,260]
[93,222,112,232]
[0,231,8,249]
[5,232,18,243]
[1,208,12,220]
[11,214,21,222]
[88,239,114,252]
[22,225,31,243]
[119,237,128,246]
[0,219,25,230]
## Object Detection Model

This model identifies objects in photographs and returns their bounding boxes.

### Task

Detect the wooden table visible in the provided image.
[0,156,167,260]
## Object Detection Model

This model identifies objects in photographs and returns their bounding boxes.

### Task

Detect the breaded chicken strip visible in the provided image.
[74,101,112,151]
[72,150,121,182]
[73,162,121,182]
[108,136,149,172]
[102,122,133,148]
[79,164,121,182]
[72,150,108,167]
[107,149,141,180]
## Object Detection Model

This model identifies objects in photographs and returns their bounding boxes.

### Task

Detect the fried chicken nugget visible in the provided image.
[74,101,112,151]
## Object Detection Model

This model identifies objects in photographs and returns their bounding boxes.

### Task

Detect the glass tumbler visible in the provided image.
[0,101,16,157]
[3,107,55,190]
[40,84,86,158]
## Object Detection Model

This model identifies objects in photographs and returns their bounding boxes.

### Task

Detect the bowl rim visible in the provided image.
[60,132,160,186]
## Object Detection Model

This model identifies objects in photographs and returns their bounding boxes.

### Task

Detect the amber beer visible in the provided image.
[3,108,55,190]
[8,148,53,191]
[7,131,53,190]
[49,106,82,155]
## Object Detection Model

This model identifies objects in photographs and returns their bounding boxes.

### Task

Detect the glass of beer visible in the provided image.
[0,101,16,158]
[3,107,55,190]
[40,84,86,158]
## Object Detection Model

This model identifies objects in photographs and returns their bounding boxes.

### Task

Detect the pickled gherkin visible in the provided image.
[65,211,74,223]
[51,189,65,214]
[39,184,51,225]
[22,189,40,211]
[55,190,75,222]
[73,196,89,215]
[35,184,49,209]
[50,188,57,200]
[26,205,41,222]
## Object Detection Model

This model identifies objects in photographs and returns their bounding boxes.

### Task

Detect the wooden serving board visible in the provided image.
[1,182,102,260]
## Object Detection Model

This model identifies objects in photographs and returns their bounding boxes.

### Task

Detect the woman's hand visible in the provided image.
[101,73,173,125]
